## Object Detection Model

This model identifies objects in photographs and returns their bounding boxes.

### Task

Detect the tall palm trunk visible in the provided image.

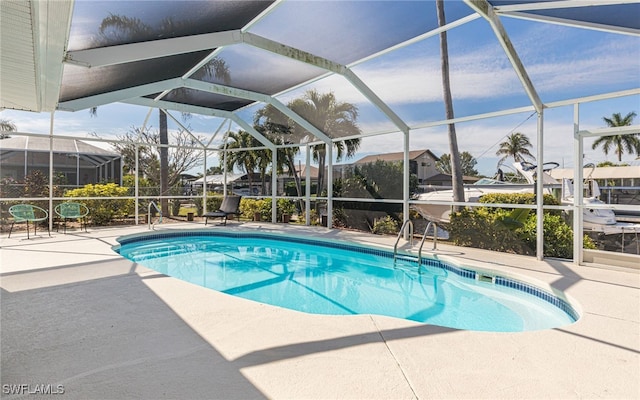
[159,110,169,216]
[437,0,464,209]
[286,156,304,212]
[316,146,327,196]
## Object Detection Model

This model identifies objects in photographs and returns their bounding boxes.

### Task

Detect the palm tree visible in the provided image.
[592,112,639,162]
[0,118,17,139]
[252,143,272,196]
[254,107,302,199]
[287,90,361,196]
[496,132,535,164]
[220,130,260,193]
[436,0,464,209]
[255,90,361,198]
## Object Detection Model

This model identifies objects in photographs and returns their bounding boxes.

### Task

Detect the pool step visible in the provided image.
[128,247,188,261]
[394,254,419,264]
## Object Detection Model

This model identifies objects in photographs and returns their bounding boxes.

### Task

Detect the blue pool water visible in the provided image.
[115,231,578,332]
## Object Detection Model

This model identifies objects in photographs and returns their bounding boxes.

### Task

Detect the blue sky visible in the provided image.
[2,2,639,177]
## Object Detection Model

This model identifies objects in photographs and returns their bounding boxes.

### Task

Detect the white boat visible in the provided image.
[560,176,640,234]
[413,162,640,235]
[412,162,557,224]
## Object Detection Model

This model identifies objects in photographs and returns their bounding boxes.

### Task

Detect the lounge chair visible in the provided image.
[203,195,242,226]
[55,202,89,233]
[8,204,51,239]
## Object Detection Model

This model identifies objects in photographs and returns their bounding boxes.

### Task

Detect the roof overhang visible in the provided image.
[0,0,72,112]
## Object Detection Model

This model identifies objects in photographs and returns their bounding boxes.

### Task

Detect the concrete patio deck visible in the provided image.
[1,222,638,399]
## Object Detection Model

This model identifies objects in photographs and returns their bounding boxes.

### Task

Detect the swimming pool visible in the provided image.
[115,230,579,332]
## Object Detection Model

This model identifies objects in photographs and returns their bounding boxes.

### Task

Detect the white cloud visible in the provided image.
[303,24,640,111]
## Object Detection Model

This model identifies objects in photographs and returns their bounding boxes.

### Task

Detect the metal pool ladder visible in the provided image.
[393,219,413,264]
[417,221,438,266]
[148,201,162,230]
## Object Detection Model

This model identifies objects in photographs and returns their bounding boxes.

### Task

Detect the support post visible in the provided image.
[49,112,55,233]
[403,129,410,240]
[135,143,139,224]
[535,110,544,260]
[327,144,333,229]
[272,147,277,223]
[573,104,584,264]
[305,145,311,225]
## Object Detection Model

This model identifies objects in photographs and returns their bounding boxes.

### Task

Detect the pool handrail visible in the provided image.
[418,221,438,268]
[148,201,162,230]
[393,219,413,264]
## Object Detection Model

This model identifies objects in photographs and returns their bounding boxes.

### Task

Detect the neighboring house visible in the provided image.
[277,165,319,195]
[334,149,441,184]
[548,165,640,187]
[0,136,122,186]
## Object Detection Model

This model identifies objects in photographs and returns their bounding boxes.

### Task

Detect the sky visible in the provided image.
[1,1,639,177]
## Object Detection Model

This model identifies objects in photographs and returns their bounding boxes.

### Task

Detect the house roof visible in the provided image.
[355,150,439,165]
[293,165,319,179]
[549,166,640,180]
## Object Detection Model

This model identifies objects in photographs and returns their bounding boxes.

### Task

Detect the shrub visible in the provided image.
[449,208,534,255]
[171,199,182,216]
[479,192,559,206]
[371,215,399,235]
[240,198,264,220]
[449,192,595,259]
[240,198,295,221]
[518,213,596,259]
[192,193,223,217]
[277,199,296,216]
[309,209,320,225]
[478,192,561,216]
[207,196,223,215]
[64,183,134,225]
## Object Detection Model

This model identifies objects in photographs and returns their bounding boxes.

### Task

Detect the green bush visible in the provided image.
[371,215,399,235]
[479,192,558,205]
[277,199,296,217]
[239,198,296,221]
[193,193,223,217]
[193,197,203,216]
[207,196,223,214]
[65,183,134,225]
[518,213,596,259]
[449,192,595,259]
[449,208,534,255]
[240,198,265,220]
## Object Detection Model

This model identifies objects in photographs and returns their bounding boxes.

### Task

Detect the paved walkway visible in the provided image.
[1,222,638,399]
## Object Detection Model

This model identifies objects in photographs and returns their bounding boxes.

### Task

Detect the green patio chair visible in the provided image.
[8,204,50,239]
[55,202,89,234]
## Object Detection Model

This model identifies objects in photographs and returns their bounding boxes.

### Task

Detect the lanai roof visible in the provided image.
[1,0,639,148]
[0,135,121,168]
[0,136,119,156]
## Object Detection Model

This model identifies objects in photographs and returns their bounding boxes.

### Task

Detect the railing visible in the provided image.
[418,221,438,266]
[393,219,413,264]
[148,201,162,230]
